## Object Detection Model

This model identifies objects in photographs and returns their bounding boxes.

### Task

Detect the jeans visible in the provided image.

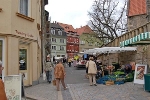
[46,71,52,82]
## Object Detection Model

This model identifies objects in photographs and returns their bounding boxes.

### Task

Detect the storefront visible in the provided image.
[0,32,41,86]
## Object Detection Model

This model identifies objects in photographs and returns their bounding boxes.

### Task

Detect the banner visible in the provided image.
[133,64,147,84]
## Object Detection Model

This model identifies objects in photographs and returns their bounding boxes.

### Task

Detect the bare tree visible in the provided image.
[88,0,127,43]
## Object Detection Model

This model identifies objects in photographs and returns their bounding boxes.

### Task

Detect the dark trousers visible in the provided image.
[46,71,52,82]
[68,62,71,67]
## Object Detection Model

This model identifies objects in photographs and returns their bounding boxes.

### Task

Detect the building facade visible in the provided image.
[127,0,149,31]
[50,22,67,58]
[76,25,101,52]
[59,23,79,58]
[0,0,46,86]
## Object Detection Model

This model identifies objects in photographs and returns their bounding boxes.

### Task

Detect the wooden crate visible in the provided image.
[105,81,114,85]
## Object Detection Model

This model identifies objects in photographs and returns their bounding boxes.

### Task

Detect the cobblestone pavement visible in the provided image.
[68,82,150,100]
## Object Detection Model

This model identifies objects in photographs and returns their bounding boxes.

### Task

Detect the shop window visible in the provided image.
[19,49,27,70]
[20,0,28,16]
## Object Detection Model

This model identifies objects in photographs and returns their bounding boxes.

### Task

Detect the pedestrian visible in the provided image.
[54,59,67,91]
[62,57,67,67]
[0,60,7,100]
[53,56,55,63]
[68,58,72,67]
[45,56,53,83]
[86,57,97,86]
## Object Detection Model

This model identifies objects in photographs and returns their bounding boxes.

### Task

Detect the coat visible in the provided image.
[54,63,65,79]
[86,60,97,74]
[0,79,7,100]
[45,62,53,71]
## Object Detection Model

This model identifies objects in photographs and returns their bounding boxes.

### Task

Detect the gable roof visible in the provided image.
[50,23,64,30]
[75,25,93,35]
[128,0,147,17]
[58,22,76,33]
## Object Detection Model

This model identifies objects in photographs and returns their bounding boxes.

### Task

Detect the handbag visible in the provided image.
[43,72,46,80]
[86,61,89,73]
[53,79,56,86]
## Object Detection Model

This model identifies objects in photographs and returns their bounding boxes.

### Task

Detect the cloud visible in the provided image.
[45,0,94,28]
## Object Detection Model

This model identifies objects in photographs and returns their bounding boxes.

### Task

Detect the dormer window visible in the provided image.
[58,31,62,35]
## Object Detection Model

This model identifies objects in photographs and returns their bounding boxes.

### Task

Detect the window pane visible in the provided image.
[19,49,27,70]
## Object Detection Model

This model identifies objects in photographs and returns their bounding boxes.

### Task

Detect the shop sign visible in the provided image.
[133,64,147,84]
[15,30,33,38]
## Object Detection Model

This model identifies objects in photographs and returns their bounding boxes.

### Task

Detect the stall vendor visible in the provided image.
[124,64,132,75]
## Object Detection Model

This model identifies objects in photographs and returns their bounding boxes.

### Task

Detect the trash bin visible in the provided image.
[144,74,150,92]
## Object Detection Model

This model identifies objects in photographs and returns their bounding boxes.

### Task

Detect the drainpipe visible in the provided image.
[41,0,45,75]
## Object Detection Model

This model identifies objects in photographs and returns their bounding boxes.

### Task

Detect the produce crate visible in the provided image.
[105,81,114,85]
[115,81,124,85]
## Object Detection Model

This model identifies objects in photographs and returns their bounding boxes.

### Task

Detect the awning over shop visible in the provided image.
[120,32,150,47]
[84,47,137,54]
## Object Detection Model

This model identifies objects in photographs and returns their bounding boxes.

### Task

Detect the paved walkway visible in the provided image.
[24,81,150,100]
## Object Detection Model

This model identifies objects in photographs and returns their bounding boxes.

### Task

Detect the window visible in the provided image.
[58,31,62,35]
[80,41,85,44]
[20,0,28,16]
[51,29,55,35]
[88,42,92,46]
[52,46,56,50]
[52,38,56,42]
[60,46,64,50]
[60,39,64,43]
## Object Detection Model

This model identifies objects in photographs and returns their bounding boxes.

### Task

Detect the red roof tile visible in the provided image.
[128,0,147,16]
[58,23,76,33]
[75,25,93,35]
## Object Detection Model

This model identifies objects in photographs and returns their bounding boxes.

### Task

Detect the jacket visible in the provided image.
[0,79,7,100]
[86,60,97,74]
[45,62,53,71]
[54,63,65,79]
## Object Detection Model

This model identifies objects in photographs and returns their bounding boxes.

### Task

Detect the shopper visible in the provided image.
[0,60,7,100]
[45,57,53,83]
[54,59,67,91]
[86,57,97,86]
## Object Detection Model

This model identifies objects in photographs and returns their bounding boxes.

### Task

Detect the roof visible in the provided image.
[75,25,93,35]
[58,22,76,33]
[50,23,64,30]
[128,0,147,16]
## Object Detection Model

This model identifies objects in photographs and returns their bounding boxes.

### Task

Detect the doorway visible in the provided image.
[19,45,30,85]
[0,38,5,80]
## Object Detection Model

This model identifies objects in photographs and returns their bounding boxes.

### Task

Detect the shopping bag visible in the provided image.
[53,79,56,86]
[43,72,46,80]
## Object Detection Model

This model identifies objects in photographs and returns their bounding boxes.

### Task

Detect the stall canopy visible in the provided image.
[84,47,137,54]
[120,32,150,47]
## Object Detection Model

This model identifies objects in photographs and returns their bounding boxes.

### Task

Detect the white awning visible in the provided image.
[84,47,137,54]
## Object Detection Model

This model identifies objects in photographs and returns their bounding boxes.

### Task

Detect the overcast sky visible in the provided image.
[45,0,94,28]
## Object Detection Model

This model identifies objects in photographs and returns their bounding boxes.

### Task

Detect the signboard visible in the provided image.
[133,64,147,84]
[4,75,22,100]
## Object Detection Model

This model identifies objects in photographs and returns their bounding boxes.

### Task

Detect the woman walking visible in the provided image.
[54,59,67,91]
[45,56,53,83]
[86,57,97,86]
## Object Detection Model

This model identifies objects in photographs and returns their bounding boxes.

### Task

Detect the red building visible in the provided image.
[59,23,79,58]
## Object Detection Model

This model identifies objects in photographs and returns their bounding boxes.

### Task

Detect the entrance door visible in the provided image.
[19,45,30,86]
[0,39,4,80]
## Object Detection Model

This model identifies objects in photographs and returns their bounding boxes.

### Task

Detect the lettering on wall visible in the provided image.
[15,30,34,38]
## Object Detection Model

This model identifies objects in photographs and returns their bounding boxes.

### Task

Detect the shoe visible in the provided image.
[64,87,68,90]
[94,84,97,86]
[48,81,51,84]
